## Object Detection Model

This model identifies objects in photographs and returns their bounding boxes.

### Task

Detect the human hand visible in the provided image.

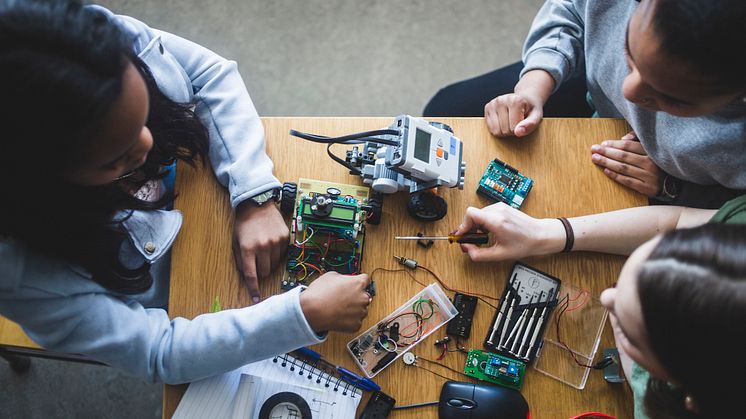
[454,203,566,262]
[591,131,663,197]
[484,93,544,138]
[232,201,289,303]
[299,272,372,333]
[484,70,554,138]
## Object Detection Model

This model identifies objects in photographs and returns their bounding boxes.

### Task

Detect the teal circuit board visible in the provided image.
[463,349,526,390]
[477,158,533,209]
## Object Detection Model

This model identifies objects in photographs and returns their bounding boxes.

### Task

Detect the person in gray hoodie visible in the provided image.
[426,0,746,208]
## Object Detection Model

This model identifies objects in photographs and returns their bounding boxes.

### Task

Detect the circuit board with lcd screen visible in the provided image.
[477,158,533,209]
[282,179,372,290]
[463,349,526,390]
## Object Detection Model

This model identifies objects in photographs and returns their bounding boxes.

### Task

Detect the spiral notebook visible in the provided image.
[172,352,362,419]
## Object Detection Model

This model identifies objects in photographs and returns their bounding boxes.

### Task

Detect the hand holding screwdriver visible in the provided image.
[455,203,566,262]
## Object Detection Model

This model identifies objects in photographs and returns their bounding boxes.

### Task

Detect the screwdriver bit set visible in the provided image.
[484,263,560,363]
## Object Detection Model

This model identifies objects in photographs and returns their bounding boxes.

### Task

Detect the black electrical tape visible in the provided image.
[258,392,312,419]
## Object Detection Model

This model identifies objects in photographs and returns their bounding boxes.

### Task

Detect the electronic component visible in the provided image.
[463,349,526,391]
[446,293,478,339]
[347,283,458,378]
[603,348,625,383]
[359,391,396,419]
[402,352,417,366]
[290,115,467,221]
[484,263,560,362]
[282,179,374,291]
[393,255,418,269]
[477,158,533,209]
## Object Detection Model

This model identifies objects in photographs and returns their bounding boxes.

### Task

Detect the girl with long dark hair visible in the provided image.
[0,0,371,383]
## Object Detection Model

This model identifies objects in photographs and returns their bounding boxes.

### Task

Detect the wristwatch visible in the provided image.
[655,175,682,202]
[246,188,281,206]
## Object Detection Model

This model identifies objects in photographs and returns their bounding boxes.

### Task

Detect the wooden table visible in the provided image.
[164,117,645,418]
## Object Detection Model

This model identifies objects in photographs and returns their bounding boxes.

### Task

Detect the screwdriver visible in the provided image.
[394,232,489,244]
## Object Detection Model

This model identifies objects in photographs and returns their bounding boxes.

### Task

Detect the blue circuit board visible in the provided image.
[476,158,533,209]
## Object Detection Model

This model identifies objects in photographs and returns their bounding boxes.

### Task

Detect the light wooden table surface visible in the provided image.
[164,117,645,418]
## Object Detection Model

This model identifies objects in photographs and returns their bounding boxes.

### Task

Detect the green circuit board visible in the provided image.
[477,158,533,209]
[463,349,526,390]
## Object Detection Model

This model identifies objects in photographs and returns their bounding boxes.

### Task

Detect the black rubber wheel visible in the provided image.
[407,192,448,221]
[429,121,454,134]
[366,193,383,225]
[280,182,297,217]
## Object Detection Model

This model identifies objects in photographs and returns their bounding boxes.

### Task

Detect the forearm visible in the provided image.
[514,70,554,105]
[542,206,707,256]
[514,70,555,106]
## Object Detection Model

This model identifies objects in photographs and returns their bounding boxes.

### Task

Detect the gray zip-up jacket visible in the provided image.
[522,0,746,189]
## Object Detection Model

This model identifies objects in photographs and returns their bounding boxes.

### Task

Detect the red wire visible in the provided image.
[417,266,499,301]
[304,263,324,274]
[565,290,590,312]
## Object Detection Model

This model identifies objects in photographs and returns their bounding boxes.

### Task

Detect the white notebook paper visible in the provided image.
[172,354,361,419]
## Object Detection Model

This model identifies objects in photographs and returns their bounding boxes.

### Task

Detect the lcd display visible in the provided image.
[413,128,431,163]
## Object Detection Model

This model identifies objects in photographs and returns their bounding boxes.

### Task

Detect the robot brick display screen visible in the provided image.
[413,128,431,163]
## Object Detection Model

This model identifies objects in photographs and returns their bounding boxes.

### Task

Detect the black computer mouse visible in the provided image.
[438,381,529,419]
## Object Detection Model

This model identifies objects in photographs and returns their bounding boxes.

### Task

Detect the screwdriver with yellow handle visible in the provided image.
[394,232,490,244]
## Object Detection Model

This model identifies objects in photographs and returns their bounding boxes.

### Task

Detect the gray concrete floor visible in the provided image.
[1,0,543,417]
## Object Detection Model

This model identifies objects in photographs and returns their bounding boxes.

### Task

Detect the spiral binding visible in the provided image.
[272,354,361,398]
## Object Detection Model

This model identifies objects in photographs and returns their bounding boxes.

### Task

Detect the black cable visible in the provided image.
[417,356,469,378]
[392,401,439,410]
[326,143,361,175]
[289,128,401,145]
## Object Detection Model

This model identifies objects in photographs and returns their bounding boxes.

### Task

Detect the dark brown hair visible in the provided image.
[638,223,746,418]
[0,0,208,293]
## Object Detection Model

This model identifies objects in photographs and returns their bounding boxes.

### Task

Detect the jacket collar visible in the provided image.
[117,209,183,263]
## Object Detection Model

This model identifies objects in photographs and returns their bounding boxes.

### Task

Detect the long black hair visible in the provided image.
[652,0,746,92]
[0,0,208,293]
[637,223,746,418]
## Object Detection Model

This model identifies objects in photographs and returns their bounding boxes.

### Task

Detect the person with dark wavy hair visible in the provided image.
[603,224,746,418]
[426,0,746,208]
[0,0,371,383]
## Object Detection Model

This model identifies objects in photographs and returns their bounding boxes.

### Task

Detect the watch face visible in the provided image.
[251,189,279,205]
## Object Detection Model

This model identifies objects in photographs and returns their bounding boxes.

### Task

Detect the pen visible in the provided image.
[337,366,381,392]
[295,347,381,392]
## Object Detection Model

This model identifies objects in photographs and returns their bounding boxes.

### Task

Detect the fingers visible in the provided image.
[255,246,272,280]
[484,102,501,136]
[600,168,659,196]
[597,139,646,155]
[591,139,662,197]
[497,103,511,137]
[591,152,649,179]
[241,254,261,303]
[485,95,541,138]
[455,206,485,235]
[514,106,542,137]
[462,243,503,262]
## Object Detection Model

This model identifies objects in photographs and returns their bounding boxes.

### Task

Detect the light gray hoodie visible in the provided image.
[521,0,746,189]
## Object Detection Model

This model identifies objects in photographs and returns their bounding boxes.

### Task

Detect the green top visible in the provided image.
[631,194,746,418]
